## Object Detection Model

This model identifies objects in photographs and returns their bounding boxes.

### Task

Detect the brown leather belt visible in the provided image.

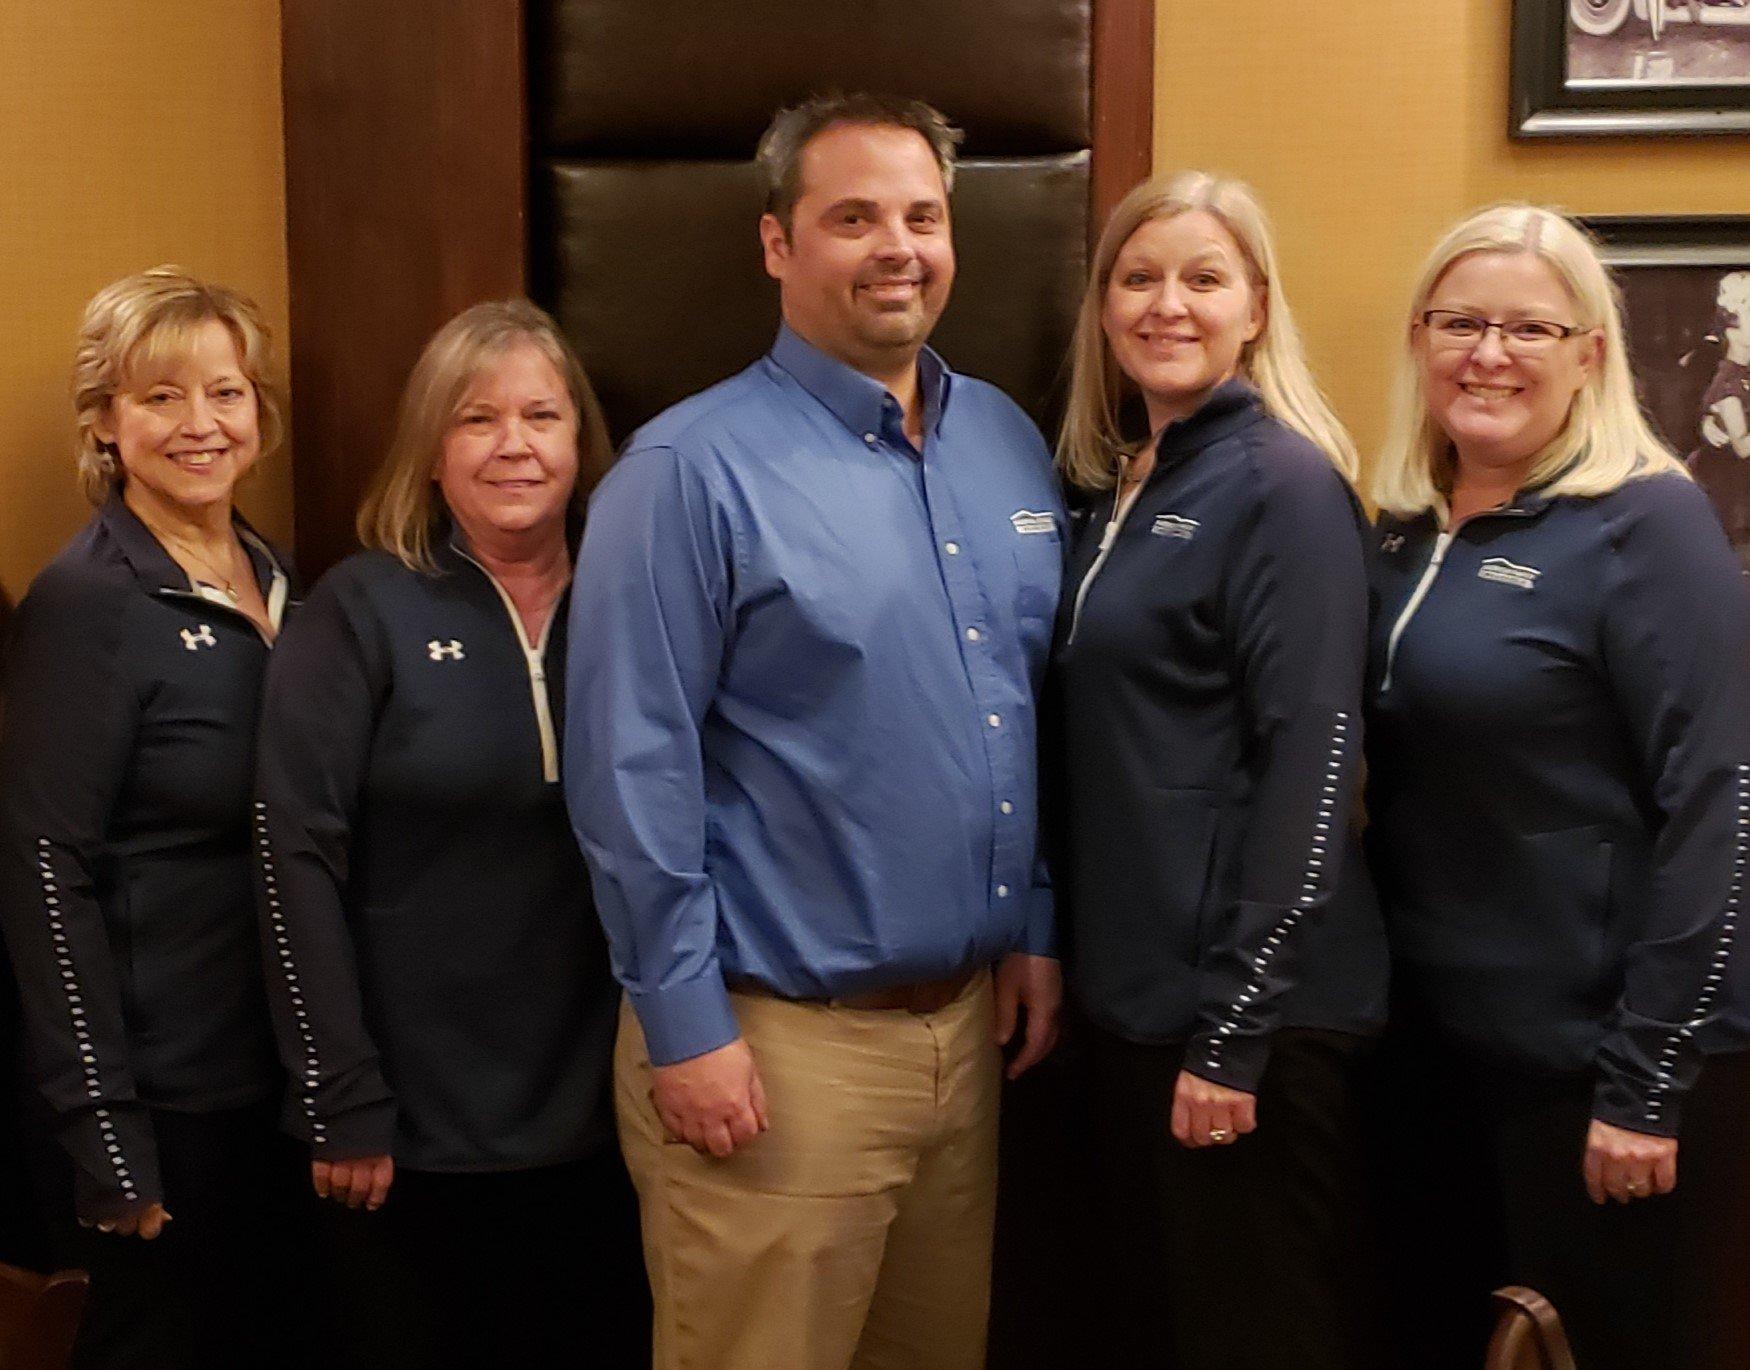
[729,969,978,1015]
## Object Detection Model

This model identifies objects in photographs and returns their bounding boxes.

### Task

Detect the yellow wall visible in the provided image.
[1155,0,1750,464]
[0,3,290,602]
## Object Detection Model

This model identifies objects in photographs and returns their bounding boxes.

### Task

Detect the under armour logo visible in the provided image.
[427,639,465,661]
[1380,534,1405,554]
[180,625,217,651]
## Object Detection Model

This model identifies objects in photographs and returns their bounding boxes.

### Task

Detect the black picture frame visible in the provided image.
[1584,214,1750,560]
[1512,0,1750,138]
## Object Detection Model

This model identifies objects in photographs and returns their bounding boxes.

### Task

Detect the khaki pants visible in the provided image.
[614,973,1000,1370]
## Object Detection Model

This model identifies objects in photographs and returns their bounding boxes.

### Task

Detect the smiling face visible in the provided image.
[96,317,261,521]
[1101,209,1264,432]
[759,121,955,379]
[1416,250,1601,478]
[434,341,580,550]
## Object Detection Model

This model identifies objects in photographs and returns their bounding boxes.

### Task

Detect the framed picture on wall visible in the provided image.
[1584,215,1750,564]
[1512,0,1750,136]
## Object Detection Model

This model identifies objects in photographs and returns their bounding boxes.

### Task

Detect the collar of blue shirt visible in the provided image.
[767,323,951,453]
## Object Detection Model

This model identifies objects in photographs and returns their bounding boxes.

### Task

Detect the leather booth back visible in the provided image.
[527,0,1094,444]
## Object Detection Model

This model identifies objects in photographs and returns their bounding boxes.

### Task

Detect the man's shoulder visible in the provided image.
[624,360,787,458]
[943,370,1044,436]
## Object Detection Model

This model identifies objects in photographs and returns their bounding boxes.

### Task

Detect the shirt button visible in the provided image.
[863,432,877,445]
[987,713,1001,728]
[944,541,960,556]
[996,884,1011,898]
[965,627,981,642]
[1000,800,1014,815]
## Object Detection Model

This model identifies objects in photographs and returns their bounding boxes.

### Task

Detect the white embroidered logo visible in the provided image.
[427,639,465,661]
[1151,514,1200,541]
[180,624,217,651]
[1477,557,1541,590]
[1010,510,1058,537]
[1379,533,1405,554]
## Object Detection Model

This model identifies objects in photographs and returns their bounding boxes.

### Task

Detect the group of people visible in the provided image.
[1,90,1746,1370]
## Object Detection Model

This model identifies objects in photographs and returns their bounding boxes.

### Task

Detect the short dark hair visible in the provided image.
[755,92,963,233]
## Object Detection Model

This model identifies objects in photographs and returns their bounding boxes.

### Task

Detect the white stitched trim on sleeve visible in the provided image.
[37,837,138,1200]
[254,803,328,1148]
[1643,763,1748,1127]
[1202,713,1348,1074]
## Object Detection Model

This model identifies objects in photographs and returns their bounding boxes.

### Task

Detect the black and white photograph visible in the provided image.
[1587,215,1750,566]
[1569,0,1750,86]
[1513,0,1750,134]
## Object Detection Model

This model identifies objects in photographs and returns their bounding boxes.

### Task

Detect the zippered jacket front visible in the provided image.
[1367,472,1750,1136]
[0,495,288,1220]
[1050,382,1388,1092]
[252,538,617,1170]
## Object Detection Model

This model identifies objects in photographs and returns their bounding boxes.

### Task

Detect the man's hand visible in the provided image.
[652,1037,769,1158]
[1583,1119,1678,1205]
[312,1154,395,1210]
[993,953,1062,1080]
[1170,1070,1258,1148]
[85,1202,172,1239]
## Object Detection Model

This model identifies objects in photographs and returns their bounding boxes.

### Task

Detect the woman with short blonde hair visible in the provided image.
[1049,172,1387,1368]
[0,266,302,1365]
[1365,204,1750,1370]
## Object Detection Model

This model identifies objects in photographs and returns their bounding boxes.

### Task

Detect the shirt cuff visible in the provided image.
[1183,1029,1270,1095]
[630,970,742,1066]
[1019,884,1057,958]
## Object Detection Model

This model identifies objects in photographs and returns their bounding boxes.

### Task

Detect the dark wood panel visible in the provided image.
[1091,0,1154,231]
[282,0,528,578]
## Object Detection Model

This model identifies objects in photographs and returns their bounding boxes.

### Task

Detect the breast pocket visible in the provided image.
[1011,533,1065,629]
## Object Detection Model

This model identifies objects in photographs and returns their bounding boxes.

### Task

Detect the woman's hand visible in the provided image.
[1170,1069,1258,1149]
[312,1153,394,1211]
[83,1202,172,1239]
[1583,1120,1677,1205]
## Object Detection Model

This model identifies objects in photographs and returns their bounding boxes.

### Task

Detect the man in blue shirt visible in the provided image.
[565,92,1065,1370]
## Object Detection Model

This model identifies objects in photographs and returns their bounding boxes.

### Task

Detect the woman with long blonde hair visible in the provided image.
[1049,172,1387,1369]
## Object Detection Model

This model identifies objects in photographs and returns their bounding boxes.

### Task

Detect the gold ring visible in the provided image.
[1209,1128,1231,1143]
[1626,1179,1648,1195]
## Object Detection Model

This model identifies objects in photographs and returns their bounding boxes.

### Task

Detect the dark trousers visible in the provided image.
[26,1097,312,1370]
[313,1150,651,1370]
[1369,1014,1750,1370]
[1084,1026,1388,1370]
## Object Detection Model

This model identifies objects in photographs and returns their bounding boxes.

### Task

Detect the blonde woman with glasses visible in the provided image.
[1049,172,1388,1369]
[1365,205,1750,1370]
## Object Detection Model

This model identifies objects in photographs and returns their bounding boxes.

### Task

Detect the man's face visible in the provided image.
[760,122,955,378]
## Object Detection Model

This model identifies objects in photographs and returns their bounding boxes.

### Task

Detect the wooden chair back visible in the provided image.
[0,1262,89,1370]
[1485,1286,1578,1370]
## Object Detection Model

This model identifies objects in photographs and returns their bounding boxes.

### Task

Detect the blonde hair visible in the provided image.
[72,266,284,505]
[357,300,612,572]
[1718,270,1750,322]
[1371,203,1686,517]
[1057,170,1358,491]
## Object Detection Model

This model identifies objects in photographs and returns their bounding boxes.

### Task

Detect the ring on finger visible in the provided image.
[1208,1127,1231,1143]
[1626,1179,1649,1196]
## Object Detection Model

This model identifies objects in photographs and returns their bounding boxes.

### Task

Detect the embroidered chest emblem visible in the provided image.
[1477,557,1541,590]
[1011,510,1058,536]
[1379,533,1405,554]
[427,639,466,661]
[180,624,217,651]
[1151,514,1200,541]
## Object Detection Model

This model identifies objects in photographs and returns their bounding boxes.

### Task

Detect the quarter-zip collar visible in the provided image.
[1150,378,1266,465]
[98,489,291,633]
[768,323,950,453]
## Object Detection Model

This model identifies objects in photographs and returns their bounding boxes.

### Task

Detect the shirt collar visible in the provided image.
[97,489,291,628]
[1152,378,1265,462]
[768,323,951,449]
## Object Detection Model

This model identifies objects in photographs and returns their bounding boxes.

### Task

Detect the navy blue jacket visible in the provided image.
[254,536,617,1171]
[1367,471,1750,1136]
[0,495,290,1220]
[1051,382,1388,1092]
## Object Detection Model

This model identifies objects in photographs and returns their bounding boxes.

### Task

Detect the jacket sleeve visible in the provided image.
[1592,477,1750,1137]
[0,568,162,1221]
[1184,445,1370,1093]
[253,571,397,1157]
[564,444,740,1067]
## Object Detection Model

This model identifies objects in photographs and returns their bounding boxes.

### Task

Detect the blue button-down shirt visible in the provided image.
[564,326,1065,1064]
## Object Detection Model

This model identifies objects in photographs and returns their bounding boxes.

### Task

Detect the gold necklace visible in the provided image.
[145,520,246,602]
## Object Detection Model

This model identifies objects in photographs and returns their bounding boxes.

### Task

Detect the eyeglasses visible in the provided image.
[1419,310,1587,353]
